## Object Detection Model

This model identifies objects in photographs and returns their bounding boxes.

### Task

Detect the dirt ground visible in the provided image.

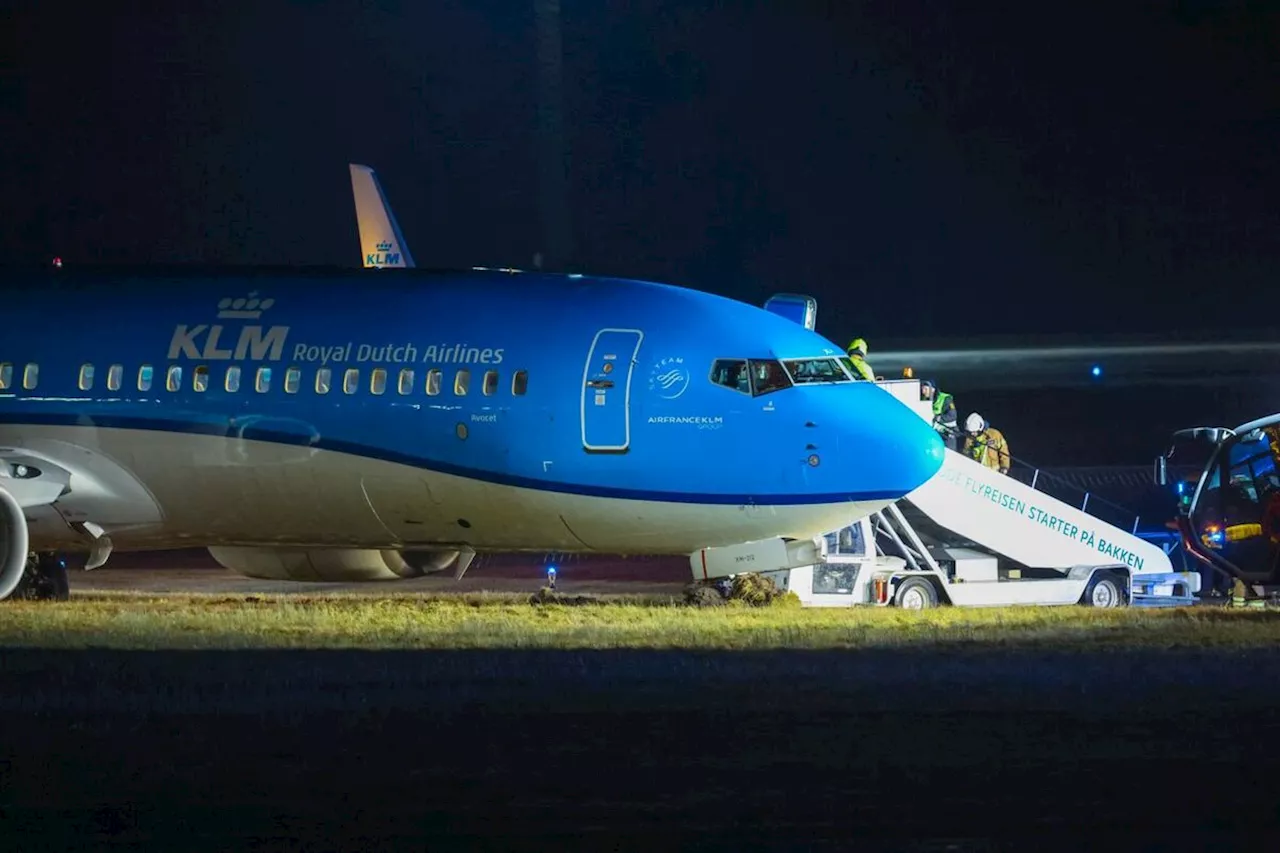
[81,550,690,597]
[4,642,1280,850]
[69,567,686,598]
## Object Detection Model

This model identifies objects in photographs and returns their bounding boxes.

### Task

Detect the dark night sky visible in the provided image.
[4,1,1279,344]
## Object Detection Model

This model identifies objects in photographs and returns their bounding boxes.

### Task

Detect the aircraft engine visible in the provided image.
[0,487,31,600]
[207,546,460,583]
[381,549,461,578]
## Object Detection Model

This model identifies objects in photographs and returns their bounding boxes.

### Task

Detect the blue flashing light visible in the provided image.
[1176,482,1184,495]
[1090,365,1102,378]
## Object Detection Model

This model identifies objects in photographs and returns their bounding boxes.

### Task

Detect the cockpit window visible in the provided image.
[783,358,851,385]
[710,359,750,395]
[710,358,793,397]
[749,359,792,396]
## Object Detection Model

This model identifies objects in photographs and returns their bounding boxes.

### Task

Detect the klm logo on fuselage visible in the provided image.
[168,293,506,367]
[169,292,289,362]
[367,239,402,267]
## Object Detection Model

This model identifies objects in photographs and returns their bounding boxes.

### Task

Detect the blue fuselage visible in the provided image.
[0,266,943,554]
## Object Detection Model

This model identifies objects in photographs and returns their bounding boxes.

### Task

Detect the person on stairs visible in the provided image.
[920,380,958,451]
[961,412,1010,475]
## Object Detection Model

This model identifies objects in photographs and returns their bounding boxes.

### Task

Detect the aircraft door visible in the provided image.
[581,328,643,453]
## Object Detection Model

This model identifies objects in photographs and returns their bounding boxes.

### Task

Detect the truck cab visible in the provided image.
[1156,414,1280,589]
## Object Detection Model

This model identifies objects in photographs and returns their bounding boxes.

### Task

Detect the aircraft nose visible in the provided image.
[839,386,945,498]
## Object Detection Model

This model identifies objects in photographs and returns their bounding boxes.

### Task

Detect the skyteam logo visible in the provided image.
[367,239,402,267]
[648,356,690,400]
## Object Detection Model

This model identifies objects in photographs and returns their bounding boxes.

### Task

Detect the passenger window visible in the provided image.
[284,367,301,394]
[166,365,182,392]
[78,364,95,391]
[138,365,153,391]
[749,359,792,396]
[0,362,10,390]
[426,369,442,396]
[371,368,387,395]
[343,368,359,394]
[709,359,750,395]
[315,368,331,394]
[193,366,210,392]
[454,369,470,396]
[225,365,241,393]
[22,363,38,390]
[107,364,123,391]
[512,369,528,396]
[482,370,499,396]
[256,367,272,393]
[397,368,415,395]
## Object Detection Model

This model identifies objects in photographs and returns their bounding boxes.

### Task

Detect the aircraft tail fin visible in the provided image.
[349,163,416,268]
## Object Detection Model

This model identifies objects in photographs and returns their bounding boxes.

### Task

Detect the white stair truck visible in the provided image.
[692,378,1201,609]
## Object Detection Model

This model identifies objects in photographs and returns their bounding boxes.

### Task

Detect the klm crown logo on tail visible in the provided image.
[169,292,290,362]
[349,164,416,269]
[367,239,401,268]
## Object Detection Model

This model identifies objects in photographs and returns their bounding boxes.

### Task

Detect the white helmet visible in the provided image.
[964,412,985,434]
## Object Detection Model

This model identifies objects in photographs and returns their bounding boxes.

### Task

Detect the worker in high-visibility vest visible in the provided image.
[920,380,958,450]
[845,338,875,381]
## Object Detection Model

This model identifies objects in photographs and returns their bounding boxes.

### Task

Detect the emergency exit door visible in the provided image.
[581,328,644,453]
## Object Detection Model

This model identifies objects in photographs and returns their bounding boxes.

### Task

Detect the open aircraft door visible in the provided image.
[581,329,643,453]
[763,293,817,330]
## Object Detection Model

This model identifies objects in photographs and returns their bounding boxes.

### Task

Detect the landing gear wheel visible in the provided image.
[10,553,70,602]
[1082,573,1127,608]
[894,577,938,610]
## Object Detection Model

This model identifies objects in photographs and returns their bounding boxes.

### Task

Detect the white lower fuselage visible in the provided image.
[5,426,888,556]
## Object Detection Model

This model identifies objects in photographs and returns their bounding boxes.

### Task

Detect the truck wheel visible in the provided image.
[1083,573,1127,608]
[895,577,938,610]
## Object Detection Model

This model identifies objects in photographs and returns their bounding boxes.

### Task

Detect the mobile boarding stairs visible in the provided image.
[693,379,1200,609]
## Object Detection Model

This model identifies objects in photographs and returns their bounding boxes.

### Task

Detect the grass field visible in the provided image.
[3,591,1280,650]
[7,594,1280,848]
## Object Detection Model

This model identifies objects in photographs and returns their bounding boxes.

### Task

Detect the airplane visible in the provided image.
[0,190,943,603]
